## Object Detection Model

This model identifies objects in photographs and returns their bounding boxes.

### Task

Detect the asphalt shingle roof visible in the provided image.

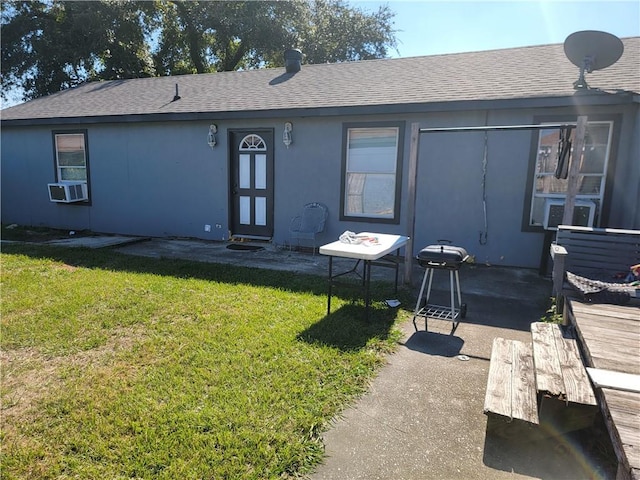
[2,37,638,123]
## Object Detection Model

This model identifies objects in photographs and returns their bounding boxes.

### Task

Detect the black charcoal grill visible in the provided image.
[413,243,469,332]
[417,244,468,270]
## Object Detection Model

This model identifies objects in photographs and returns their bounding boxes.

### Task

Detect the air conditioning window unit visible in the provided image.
[48,182,88,203]
[543,199,596,230]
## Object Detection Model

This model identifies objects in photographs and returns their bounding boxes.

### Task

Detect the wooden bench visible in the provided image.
[484,322,597,439]
[531,322,597,433]
[550,225,640,314]
[484,337,539,433]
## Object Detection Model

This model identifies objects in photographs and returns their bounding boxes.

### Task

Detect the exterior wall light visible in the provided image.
[207,124,217,148]
[283,122,293,148]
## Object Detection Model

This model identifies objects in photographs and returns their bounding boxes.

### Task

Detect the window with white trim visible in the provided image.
[54,132,88,182]
[528,121,612,228]
[341,124,404,223]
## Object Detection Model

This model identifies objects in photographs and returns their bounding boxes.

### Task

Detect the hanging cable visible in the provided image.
[479,130,489,245]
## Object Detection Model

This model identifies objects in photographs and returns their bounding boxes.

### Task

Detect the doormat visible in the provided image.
[226,244,265,251]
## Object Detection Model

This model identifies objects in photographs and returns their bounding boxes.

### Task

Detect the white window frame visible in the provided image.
[54,132,88,183]
[528,120,613,229]
[341,124,403,223]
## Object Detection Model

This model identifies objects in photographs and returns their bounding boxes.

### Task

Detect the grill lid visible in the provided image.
[417,244,468,269]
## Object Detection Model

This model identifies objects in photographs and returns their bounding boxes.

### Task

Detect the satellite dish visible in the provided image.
[564,30,624,90]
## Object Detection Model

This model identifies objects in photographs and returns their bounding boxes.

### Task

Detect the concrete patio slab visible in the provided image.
[45,235,148,249]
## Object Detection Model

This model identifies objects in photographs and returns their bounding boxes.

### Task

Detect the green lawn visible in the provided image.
[1,243,410,479]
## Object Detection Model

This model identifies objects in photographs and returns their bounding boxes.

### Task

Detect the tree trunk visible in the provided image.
[173,2,206,74]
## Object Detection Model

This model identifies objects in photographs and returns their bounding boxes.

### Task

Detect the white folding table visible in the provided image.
[319,233,409,319]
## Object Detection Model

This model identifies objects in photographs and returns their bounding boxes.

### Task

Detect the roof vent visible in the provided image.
[284,49,302,73]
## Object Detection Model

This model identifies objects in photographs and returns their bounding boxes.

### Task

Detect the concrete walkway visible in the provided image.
[308,277,603,480]
[31,236,613,479]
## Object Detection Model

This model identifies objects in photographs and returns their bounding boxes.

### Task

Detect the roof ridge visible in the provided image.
[2,37,637,120]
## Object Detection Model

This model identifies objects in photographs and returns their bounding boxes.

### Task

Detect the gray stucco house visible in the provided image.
[2,37,639,269]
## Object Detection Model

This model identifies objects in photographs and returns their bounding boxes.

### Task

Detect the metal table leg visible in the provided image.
[364,259,372,320]
[325,248,402,320]
[327,255,333,315]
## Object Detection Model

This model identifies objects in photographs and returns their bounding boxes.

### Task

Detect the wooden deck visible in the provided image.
[567,300,640,480]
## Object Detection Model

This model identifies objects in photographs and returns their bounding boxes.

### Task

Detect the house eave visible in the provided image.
[1,90,637,128]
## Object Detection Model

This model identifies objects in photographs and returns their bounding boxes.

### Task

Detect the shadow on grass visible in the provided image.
[298,303,401,352]
[5,242,408,353]
[2,243,420,299]
[2,242,410,313]
[3,242,328,289]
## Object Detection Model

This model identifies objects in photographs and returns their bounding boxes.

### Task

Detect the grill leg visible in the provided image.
[424,269,436,331]
[425,268,434,304]
[450,270,465,333]
[450,270,456,326]
[412,268,431,331]
[413,266,465,333]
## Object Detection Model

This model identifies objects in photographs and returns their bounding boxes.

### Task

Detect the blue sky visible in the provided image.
[353,0,640,57]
